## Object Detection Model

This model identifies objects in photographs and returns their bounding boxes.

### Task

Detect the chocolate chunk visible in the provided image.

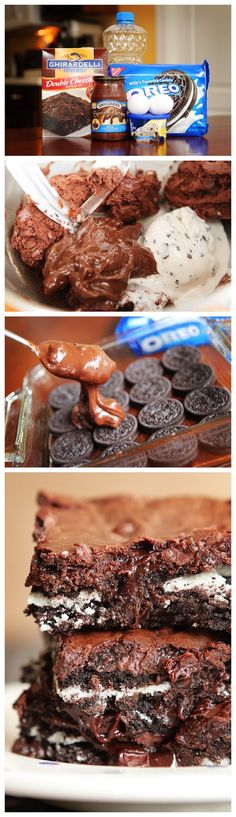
[50,429,94,466]
[138,399,184,432]
[48,382,81,410]
[48,409,75,436]
[125,357,163,384]
[172,364,215,393]
[184,387,231,418]
[93,414,138,447]
[129,377,171,406]
[162,345,201,373]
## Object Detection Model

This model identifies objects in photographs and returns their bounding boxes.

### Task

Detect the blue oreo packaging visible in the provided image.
[115,317,231,364]
[109,62,209,136]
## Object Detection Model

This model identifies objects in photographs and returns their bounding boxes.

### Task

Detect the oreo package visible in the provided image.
[109,62,209,136]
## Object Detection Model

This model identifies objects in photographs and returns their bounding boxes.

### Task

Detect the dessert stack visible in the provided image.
[13,492,231,767]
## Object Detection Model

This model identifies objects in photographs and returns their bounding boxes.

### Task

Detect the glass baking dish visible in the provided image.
[5,322,231,468]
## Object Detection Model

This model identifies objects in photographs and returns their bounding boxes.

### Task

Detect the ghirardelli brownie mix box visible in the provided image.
[42,48,108,137]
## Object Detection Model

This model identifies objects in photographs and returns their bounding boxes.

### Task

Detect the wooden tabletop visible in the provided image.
[5,116,231,157]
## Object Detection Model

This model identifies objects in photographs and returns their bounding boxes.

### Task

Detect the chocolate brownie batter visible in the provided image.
[90,169,161,223]
[11,167,160,268]
[11,196,65,267]
[43,217,157,310]
[51,167,161,223]
[164,161,231,219]
[26,493,231,634]
[50,169,92,218]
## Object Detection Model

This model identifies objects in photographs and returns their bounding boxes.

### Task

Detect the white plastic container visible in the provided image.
[103,11,147,65]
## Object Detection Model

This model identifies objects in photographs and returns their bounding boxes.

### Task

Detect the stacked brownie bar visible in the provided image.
[13,493,231,767]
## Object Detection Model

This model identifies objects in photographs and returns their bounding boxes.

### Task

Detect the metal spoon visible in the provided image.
[5,330,39,357]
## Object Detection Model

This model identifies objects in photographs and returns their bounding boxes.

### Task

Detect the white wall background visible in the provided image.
[156,5,231,114]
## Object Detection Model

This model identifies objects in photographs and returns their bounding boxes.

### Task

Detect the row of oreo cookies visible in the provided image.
[47,346,231,468]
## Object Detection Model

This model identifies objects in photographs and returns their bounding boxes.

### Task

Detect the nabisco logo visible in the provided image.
[111,67,123,76]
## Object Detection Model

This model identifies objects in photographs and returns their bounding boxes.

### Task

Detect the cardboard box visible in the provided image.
[42,48,108,138]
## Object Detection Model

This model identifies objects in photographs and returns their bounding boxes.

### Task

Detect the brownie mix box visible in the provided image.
[42,48,108,137]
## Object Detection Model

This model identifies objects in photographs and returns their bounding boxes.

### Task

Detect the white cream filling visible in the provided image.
[28,589,102,611]
[47,731,86,746]
[76,752,88,762]
[135,710,153,725]
[56,680,171,704]
[163,570,231,602]
[29,726,86,746]
[29,726,40,738]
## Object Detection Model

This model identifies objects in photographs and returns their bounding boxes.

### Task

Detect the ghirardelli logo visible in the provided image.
[47,53,102,71]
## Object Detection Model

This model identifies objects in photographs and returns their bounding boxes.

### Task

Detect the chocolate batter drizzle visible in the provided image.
[37,340,125,428]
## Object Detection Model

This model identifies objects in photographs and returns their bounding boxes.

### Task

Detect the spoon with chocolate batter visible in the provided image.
[5,332,125,428]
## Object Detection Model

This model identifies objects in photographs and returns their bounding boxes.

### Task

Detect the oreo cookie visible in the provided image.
[198,413,231,453]
[138,398,184,433]
[125,357,163,384]
[108,390,130,411]
[172,364,215,394]
[100,370,125,396]
[48,409,75,436]
[148,425,187,443]
[184,387,231,418]
[97,441,148,468]
[155,69,197,130]
[162,345,201,373]
[148,429,198,466]
[50,429,94,466]
[48,382,81,410]
[93,414,138,448]
[129,377,171,407]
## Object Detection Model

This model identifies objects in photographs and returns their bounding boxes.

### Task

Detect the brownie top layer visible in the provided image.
[54,626,230,682]
[33,491,230,558]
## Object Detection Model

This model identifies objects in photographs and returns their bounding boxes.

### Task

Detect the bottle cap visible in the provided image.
[116,12,134,24]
